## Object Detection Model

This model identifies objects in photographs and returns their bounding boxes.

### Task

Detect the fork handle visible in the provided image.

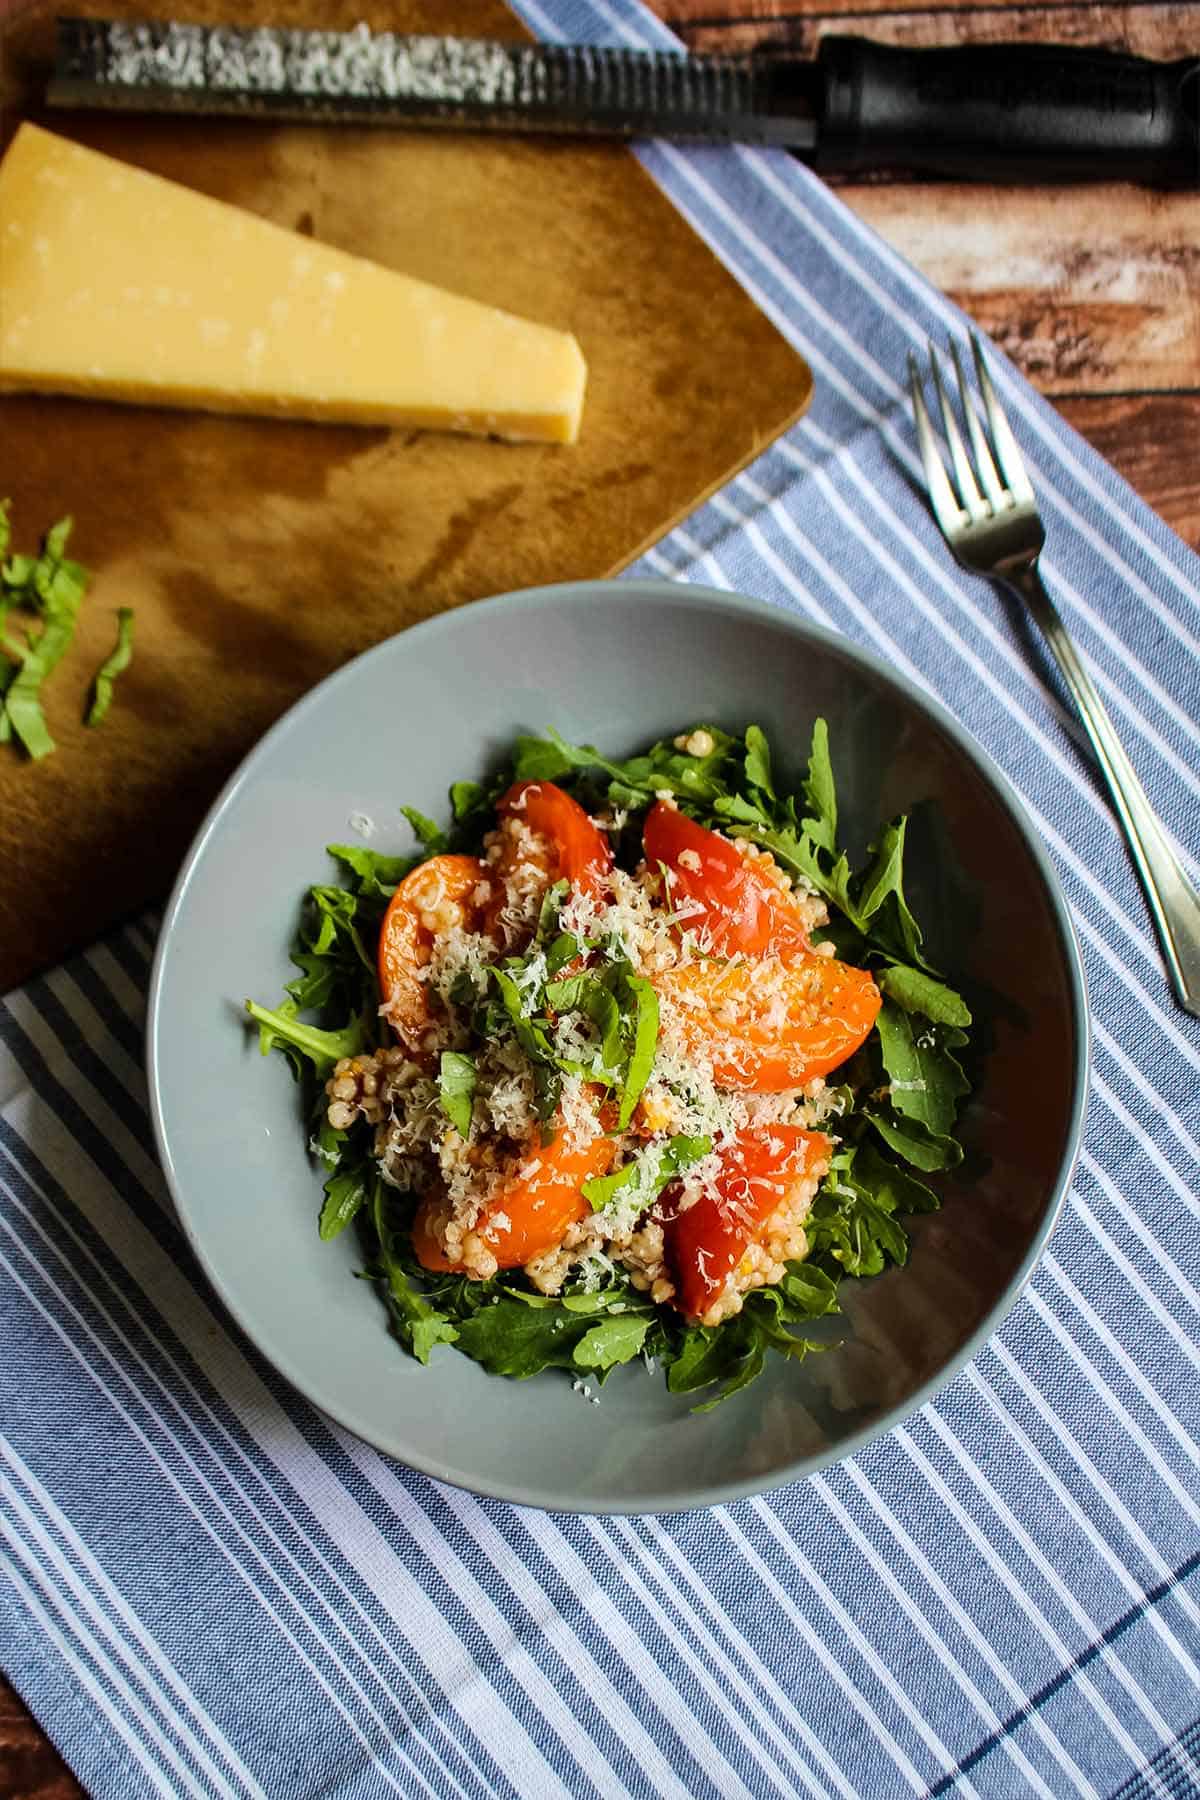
[1008,565,1200,1017]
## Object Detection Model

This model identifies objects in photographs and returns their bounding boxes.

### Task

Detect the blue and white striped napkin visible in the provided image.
[3,1,1198,1794]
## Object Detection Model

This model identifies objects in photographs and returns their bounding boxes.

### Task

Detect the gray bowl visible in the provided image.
[147,580,1088,1514]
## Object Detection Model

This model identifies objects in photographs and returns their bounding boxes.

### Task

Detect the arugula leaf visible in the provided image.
[731,813,858,923]
[453,1296,597,1377]
[743,723,775,798]
[370,1182,457,1363]
[572,1314,652,1370]
[800,716,838,854]
[445,766,515,847]
[437,1051,476,1137]
[878,964,971,1026]
[807,1185,908,1278]
[657,1254,839,1408]
[305,886,373,971]
[511,732,579,783]
[853,818,932,968]
[850,1141,941,1215]
[244,997,365,1077]
[861,1107,963,1172]
[711,790,770,828]
[285,948,342,1014]
[805,1136,944,1279]
[874,1000,969,1139]
[449,1274,657,1381]
[319,1165,368,1241]
[513,725,738,810]
[400,805,447,854]
[86,607,134,726]
[325,843,414,897]
[665,1323,746,1395]
[312,1115,346,1169]
[563,1291,626,1315]
[387,1276,459,1364]
[450,779,485,821]
[661,1258,838,1406]
[774,1261,842,1315]
[690,1339,767,1410]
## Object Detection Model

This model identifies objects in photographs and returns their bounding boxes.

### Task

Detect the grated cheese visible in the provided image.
[367,796,845,1291]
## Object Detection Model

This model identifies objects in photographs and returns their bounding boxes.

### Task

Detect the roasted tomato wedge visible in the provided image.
[655,954,880,1091]
[482,779,613,946]
[644,802,810,961]
[504,780,613,896]
[377,854,492,1055]
[662,1126,830,1321]
[412,1123,615,1272]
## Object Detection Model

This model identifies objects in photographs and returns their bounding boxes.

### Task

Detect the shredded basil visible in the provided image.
[86,607,135,727]
[437,1051,477,1138]
[1,507,130,759]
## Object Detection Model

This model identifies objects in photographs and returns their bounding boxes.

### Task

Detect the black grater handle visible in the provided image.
[815,37,1200,187]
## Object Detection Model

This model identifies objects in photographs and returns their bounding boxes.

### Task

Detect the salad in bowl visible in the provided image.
[247,720,973,1409]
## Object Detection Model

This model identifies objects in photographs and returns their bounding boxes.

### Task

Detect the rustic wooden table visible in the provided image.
[1,0,1197,1791]
[659,0,1200,549]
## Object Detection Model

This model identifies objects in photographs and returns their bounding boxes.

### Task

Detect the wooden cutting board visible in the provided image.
[0,0,812,993]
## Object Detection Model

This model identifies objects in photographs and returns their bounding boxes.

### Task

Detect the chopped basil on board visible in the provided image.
[1,505,135,755]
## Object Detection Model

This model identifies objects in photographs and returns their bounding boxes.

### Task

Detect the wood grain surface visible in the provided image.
[661,0,1200,546]
[1,0,1197,1790]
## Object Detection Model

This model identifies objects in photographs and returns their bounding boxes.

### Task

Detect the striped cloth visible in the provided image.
[3,0,1198,1792]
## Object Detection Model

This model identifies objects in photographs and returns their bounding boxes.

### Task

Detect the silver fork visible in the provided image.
[908,334,1200,1018]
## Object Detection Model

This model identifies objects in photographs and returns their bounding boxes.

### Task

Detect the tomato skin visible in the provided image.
[503,781,613,896]
[663,1126,830,1320]
[496,780,613,897]
[412,1123,614,1272]
[655,954,880,1091]
[643,802,810,961]
[377,854,492,1054]
[482,780,613,949]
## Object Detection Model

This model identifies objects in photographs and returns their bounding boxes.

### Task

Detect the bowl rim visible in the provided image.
[146,577,1090,1515]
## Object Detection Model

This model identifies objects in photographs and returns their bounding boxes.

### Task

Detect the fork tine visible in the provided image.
[929,345,987,522]
[907,352,965,539]
[970,331,1035,505]
[951,341,1005,511]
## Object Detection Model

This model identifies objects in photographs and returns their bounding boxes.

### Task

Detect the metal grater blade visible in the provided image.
[48,19,820,149]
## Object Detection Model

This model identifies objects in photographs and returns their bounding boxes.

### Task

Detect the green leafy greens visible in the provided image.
[580,1133,712,1214]
[86,607,135,727]
[1,504,134,756]
[437,1051,477,1138]
[246,719,974,1409]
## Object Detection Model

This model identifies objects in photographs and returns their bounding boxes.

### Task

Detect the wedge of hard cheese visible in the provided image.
[0,124,587,444]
